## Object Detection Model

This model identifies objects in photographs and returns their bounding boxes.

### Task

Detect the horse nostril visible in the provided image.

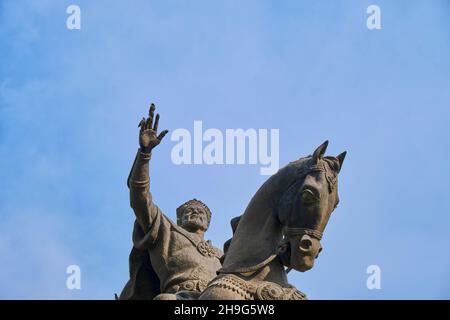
[299,238,313,251]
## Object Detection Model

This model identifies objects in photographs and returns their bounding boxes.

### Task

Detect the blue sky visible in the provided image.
[1,0,449,299]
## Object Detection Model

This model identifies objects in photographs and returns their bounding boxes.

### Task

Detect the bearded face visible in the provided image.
[179,204,209,232]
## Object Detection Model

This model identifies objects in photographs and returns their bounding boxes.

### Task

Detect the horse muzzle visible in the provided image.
[283,228,323,272]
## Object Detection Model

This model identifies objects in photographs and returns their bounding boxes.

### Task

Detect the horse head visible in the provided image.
[219,141,346,277]
[275,141,346,272]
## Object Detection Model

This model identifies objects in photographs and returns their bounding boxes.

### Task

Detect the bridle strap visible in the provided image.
[283,227,323,240]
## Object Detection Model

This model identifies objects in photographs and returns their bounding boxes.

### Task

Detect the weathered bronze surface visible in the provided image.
[120,104,346,300]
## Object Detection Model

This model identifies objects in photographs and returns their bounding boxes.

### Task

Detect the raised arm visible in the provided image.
[127,103,169,232]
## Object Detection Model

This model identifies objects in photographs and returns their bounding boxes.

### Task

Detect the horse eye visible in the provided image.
[301,189,317,204]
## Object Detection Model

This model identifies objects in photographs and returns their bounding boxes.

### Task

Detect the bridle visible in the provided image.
[283,227,323,240]
[275,158,340,274]
[279,159,337,243]
[279,227,323,274]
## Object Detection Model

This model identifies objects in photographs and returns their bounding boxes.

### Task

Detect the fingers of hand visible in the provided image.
[138,117,146,131]
[153,114,160,131]
[139,104,168,145]
[146,103,155,129]
[157,129,169,141]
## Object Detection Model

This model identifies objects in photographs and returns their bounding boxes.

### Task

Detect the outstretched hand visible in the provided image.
[138,103,169,153]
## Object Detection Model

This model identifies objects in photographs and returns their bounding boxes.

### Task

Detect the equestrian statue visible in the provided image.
[119,104,346,300]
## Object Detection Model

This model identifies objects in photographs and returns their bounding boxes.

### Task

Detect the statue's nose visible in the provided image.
[299,234,313,252]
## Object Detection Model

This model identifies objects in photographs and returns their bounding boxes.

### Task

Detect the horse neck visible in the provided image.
[239,167,291,237]
[221,173,287,274]
[238,179,281,239]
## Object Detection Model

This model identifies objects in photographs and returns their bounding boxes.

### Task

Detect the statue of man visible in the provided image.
[119,104,223,300]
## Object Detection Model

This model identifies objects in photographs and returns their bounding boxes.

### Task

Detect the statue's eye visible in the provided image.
[301,189,317,204]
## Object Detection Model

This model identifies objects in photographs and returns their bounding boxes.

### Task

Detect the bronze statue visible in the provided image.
[120,104,346,300]
[119,104,223,300]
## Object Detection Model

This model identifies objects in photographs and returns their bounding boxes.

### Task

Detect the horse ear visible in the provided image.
[311,140,329,164]
[336,151,347,172]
